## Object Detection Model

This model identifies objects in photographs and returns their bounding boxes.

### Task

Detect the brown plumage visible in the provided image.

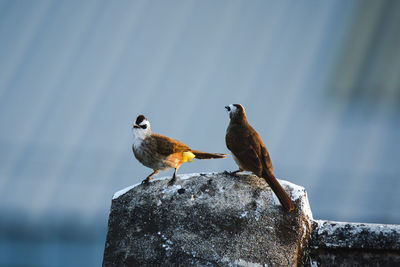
[225,104,294,212]
[132,115,226,185]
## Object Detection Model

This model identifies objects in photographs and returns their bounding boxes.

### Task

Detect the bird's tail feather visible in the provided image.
[262,171,295,212]
[191,150,226,159]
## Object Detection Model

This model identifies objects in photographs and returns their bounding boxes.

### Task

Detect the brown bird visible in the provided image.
[225,104,294,212]
[132,115,226,185]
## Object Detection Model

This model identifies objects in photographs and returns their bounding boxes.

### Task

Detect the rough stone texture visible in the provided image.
[304,220,400,266]
[103,172,313,266]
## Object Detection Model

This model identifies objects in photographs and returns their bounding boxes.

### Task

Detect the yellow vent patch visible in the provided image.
[182,151,195,162]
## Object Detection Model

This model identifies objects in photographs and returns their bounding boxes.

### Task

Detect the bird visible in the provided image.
[224,104,294,212]
[132,114,226,185]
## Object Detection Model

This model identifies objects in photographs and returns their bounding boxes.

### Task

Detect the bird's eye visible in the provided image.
[140,124,147,129]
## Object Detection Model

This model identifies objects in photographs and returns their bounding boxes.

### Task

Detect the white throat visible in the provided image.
[133,127,150,140]
[132,122,151,150]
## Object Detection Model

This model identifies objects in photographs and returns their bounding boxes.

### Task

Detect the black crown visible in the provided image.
[136,115,146,125]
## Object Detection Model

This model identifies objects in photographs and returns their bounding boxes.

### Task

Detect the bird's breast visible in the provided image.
[132,138,174,170]
[232,153,248,171]
[133,138,143,152]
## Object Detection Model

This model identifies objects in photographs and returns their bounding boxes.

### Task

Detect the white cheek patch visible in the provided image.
[228,104,238,118]
[139,120,149,127]
[229,104,238,114]
[133,124,150,140]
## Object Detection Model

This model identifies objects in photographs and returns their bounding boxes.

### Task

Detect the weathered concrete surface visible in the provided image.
[103,172,313,266]
[305,220,400,266]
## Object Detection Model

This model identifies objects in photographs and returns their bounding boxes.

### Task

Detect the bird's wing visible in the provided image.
[246,125,274,175]
[151,134,190,156]
[260,142,274,174]
[235,147,263,176]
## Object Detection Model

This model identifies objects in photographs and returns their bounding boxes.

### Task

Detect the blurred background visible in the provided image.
[0,0,399,266]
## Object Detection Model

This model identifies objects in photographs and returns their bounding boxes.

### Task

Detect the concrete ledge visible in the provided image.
[103,172,313,266]
[102,173,400,266]
[305,220,400,266]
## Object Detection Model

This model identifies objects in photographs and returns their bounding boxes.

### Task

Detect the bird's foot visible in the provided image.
[223,170,241,177]
[141,177,153,185]
[168,177,177,186]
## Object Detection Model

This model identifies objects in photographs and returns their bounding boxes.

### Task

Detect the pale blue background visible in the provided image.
[1,0,399,266]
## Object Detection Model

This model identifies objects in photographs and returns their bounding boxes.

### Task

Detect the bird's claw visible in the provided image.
[223,170,241,177]
[167,177,176,186]
[141,177,153,185]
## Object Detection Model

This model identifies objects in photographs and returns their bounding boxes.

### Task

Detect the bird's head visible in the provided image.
[133,114,151,139]
[225,104,246,120]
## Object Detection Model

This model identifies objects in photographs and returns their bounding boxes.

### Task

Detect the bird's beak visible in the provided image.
[225,106,230,112]
[133,124,139,129]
